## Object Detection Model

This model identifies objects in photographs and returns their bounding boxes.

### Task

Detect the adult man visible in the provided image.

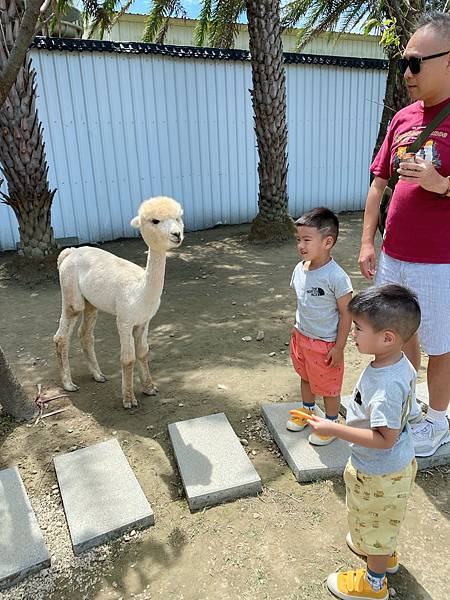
[358,11,450,457]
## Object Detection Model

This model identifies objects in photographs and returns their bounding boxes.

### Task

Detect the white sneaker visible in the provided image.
[286,404,325,431]
[308,431,336,446]
[412,419,450,457]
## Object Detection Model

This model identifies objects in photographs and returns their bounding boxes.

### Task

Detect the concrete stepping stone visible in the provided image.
[0,467,50,590]
[261,402,351,482]
[168,412,262,511]
[54,438,154,555]
[340,394,450,469]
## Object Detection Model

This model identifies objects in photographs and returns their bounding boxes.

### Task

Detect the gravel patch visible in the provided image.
[241,417,273,443]
[0,490,142,600]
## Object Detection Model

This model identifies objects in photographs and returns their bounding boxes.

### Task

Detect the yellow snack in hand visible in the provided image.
[288,409,314,421]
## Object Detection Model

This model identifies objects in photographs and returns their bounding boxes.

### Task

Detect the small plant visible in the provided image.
[364,17,401,56]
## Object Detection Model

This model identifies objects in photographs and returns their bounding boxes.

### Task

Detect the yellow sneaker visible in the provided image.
[327,568,388,600]
[345,533,399,574]
[308,431,336,446]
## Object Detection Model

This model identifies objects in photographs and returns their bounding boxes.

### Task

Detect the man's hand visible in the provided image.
[358,242,377,280]
[398,156,449,194]
[326,345,344,368]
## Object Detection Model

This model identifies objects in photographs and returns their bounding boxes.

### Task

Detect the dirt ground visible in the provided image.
[0,212,449,600]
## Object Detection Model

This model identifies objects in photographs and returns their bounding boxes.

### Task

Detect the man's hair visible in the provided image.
[416,11,450,38]
[349,284,421,342]
[295,207,339,241]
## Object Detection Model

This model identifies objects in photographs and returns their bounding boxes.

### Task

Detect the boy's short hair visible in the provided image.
[295,207,339,241]
[349,284,421,342]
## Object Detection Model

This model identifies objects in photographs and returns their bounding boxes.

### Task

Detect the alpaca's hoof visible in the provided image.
[123,397,138,409]
[93,372,107,383]
[142,383,158,396]
[63,381,79,392]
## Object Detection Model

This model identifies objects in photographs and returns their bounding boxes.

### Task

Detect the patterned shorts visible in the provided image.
[344,458,417,555]
[290,328,344,397]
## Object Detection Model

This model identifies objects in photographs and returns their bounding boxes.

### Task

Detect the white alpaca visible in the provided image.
[54,196,184,408]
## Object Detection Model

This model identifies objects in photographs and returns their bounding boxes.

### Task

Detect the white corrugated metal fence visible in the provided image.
[0,45,387,251]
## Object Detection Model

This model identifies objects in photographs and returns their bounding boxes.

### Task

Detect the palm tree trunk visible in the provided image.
[0,0,57,257]
[0,346,37,420]
[246,0,295,242]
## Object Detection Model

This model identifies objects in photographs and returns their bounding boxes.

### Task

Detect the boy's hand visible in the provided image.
[308,415,337,436]
[326,345,344,367]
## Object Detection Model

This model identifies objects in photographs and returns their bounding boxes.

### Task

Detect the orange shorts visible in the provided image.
[290,328,344,397]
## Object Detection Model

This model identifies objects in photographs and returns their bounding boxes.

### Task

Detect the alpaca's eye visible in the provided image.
[152,219,160,225]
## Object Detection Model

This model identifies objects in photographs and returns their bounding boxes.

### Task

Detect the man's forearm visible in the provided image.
[361,179,386,245]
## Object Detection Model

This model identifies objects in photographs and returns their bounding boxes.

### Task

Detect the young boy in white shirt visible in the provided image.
[308,284,421,600]
[287,207,353,445]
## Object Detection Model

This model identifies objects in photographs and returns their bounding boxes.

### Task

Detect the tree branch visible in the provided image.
[0,0,43,109]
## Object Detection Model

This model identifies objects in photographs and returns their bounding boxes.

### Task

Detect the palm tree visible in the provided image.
[0,0,58,257]
[282,1,448,160]
[0,0,43,108]
[0,0,120,257]
[146,0,295,241]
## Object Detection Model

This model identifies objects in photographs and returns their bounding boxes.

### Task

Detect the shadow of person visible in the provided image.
[388,565,436,600]
[168,425,213,488]
[413,465,450,522]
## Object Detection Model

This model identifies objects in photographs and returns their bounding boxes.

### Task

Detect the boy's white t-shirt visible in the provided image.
[346,354,417,475]
[290,258,352,341]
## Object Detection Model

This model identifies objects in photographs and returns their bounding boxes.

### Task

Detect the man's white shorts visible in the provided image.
[375,251,450,356]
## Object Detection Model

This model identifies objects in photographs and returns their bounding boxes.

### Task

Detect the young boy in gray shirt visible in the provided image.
[308,284,421,600]
[287,207,353,446]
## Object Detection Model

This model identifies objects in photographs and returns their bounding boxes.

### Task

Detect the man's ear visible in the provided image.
[130,216,140,229]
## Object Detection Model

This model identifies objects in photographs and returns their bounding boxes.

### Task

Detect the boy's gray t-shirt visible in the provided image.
[290,259,352,341]
[346,354,416,475]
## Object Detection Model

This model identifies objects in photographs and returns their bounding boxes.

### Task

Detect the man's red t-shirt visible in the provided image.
[371,97,450,264]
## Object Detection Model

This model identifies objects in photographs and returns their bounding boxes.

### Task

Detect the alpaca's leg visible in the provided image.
[54,306,81,392]
[133,323,158,396]
[78,300,106,383]
[117,319,137,409]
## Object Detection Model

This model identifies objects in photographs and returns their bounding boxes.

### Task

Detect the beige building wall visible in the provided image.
[99,14,384,59]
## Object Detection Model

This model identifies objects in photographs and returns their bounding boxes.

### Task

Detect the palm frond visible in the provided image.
[208,0,245,48]
[82,0,122,39]
[142,0,186,43]
[194,0,213,46]
[282,0,389,50]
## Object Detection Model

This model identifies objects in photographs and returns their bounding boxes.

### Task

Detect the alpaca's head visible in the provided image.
[131,196,184,250]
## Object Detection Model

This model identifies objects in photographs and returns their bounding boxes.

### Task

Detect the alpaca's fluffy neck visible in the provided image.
[141,246,167,307]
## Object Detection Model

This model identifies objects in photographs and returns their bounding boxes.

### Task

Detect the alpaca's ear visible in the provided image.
[130,216,141,229]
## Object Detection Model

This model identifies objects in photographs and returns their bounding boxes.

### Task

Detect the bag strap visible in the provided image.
[386,100,450,190]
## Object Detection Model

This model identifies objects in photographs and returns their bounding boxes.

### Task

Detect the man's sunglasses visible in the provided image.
[398,50,449,75]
